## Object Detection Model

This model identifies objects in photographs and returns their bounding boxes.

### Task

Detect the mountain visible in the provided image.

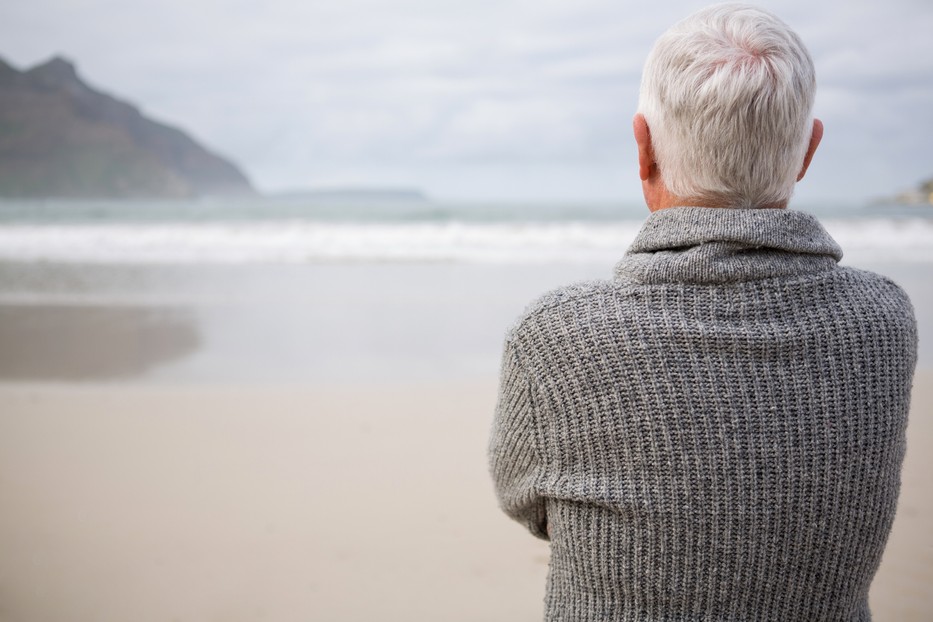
[0,56,254,198]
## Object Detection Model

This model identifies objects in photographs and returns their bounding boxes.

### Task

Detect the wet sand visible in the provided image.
[0,374,930,621]
[0,304,199,380]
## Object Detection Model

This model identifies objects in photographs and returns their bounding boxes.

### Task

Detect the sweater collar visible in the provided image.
[614,207,843,285]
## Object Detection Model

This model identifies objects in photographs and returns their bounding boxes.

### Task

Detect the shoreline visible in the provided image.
[0,259,930,385]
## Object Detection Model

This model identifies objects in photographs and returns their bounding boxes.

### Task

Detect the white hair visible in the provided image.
[637,3,816,208]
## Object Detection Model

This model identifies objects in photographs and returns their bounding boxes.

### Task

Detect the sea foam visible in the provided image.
[0,218,930,264]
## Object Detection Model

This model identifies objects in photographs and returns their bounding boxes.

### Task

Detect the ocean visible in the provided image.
[1,197,930,382]
[1,197,932,265]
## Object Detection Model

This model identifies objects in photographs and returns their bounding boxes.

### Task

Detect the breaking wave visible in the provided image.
[0,218,930,264]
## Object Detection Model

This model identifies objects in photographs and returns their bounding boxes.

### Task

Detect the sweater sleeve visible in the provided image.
[488,337,549,540]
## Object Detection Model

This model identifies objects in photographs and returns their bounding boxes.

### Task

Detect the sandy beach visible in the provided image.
[0,381,550,621]
[0,372,930,621]
[0,245,930,621]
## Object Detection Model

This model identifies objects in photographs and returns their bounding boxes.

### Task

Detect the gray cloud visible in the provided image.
[1,0,931,200]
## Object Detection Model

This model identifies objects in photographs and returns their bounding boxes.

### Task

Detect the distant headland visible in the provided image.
[271,187,429,202]
[887,178,933,206]
[0,55,254,199]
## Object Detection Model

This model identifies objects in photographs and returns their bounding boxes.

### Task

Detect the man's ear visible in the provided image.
[797,118,823,182]
[633,114,654,181]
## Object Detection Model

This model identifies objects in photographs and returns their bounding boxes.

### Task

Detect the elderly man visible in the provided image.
[489,4,917,620]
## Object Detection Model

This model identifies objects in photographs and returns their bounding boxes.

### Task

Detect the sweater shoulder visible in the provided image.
[503,266,916,347]
[835,267,918,343]
[833,266,916,318]
[504,279,622,344]
[836,265,911,296]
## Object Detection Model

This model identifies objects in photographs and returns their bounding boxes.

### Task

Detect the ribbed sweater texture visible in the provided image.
[489,207,918,621]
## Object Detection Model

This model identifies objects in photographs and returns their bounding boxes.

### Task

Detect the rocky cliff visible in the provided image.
[0,56,253,198]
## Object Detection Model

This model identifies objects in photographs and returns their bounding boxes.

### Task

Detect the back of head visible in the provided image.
[638,3,816,208]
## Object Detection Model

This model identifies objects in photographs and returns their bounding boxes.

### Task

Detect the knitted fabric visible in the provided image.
[489,207,918,621]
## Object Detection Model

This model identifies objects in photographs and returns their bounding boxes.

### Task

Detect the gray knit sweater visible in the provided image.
[489,207,917,621]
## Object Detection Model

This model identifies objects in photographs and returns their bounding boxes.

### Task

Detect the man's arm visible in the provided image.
[488,338,549,540]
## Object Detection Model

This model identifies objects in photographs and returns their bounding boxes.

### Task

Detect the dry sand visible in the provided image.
[0,374,929,621]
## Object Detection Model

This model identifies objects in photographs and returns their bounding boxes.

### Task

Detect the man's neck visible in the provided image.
[645,187,788,212]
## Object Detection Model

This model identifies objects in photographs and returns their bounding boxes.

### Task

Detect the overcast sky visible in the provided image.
[1,0,931,202]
